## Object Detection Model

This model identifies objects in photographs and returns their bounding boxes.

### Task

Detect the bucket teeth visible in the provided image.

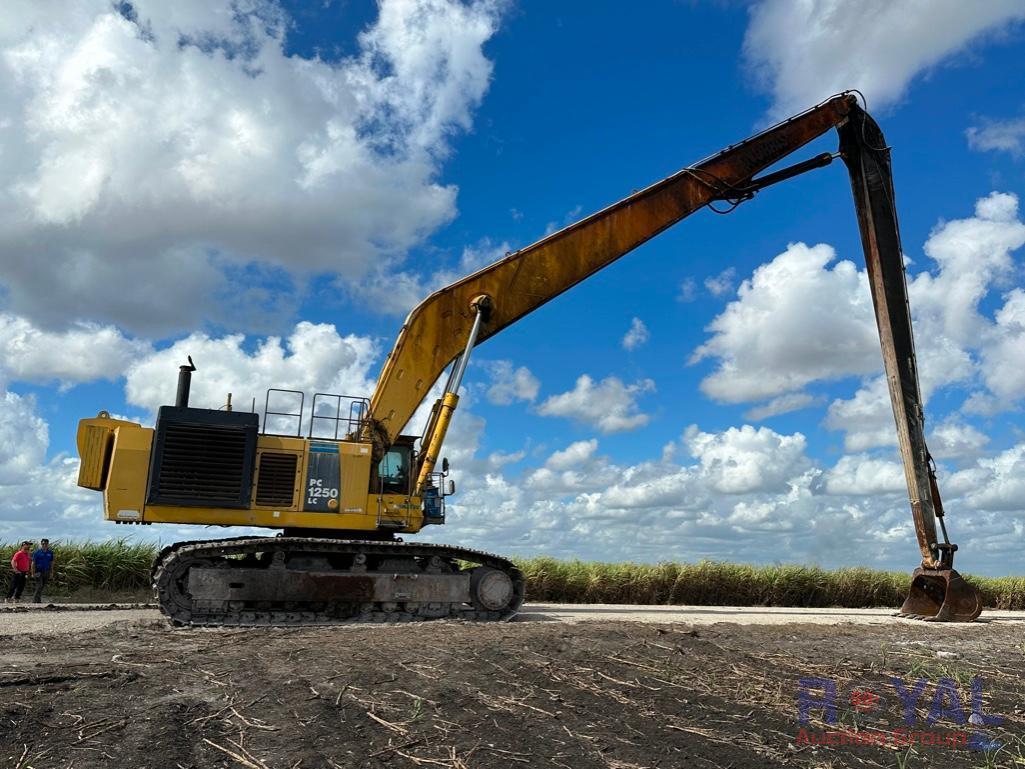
[898,568,982,622]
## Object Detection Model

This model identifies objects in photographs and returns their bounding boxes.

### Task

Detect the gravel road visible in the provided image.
[3,602,1025,635]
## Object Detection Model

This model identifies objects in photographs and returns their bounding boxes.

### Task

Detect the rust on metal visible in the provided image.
[839,107,940,569]
[188,567,472,604]
[362,92,982,622]
[901,568,983,622]
[368,94,859,446]
[839,106,981,621]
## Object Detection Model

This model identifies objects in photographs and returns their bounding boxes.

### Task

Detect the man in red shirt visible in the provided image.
[6,542,32,603]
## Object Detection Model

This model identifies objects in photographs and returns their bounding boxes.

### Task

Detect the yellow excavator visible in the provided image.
[76,92,982,625]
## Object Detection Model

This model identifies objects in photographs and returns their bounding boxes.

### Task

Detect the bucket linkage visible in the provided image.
[899,468,982,623]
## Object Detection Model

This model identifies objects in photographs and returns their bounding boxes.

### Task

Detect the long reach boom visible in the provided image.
[370,93,980,621]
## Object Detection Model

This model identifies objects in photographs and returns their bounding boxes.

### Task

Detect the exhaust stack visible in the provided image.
[176,356,197,408]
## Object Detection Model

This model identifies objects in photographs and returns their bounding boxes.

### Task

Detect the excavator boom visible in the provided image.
[368,95,856,447]
[369,92,980,622]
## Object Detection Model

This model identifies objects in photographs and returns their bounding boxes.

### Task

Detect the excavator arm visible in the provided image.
[840,113,981,621]
[366,92,981,621]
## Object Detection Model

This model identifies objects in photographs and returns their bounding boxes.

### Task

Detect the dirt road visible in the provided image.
[2,605,1024,768]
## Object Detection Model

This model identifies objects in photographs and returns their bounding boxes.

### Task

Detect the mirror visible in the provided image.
[446,480,456,496]
[442,457,449,474]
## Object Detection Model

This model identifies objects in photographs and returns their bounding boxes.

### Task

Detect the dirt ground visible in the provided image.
[2,614,1023,769]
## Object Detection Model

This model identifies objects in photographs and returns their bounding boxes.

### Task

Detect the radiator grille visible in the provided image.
[153,423,249,504]
[255,452,298,506]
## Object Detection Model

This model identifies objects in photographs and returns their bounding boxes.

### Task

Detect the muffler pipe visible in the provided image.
[176,356,197,408]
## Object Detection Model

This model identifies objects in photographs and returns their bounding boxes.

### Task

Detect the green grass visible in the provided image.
[2,542,1024,609]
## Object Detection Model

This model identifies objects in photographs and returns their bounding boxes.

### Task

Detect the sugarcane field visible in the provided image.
[3,2,1025,769]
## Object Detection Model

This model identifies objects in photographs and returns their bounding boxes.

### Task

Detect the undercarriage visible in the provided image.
[153,537,525,626]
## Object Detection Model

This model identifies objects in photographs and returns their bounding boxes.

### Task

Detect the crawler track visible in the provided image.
[153,536,525,627]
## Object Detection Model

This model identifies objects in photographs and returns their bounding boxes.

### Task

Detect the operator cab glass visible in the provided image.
[378,446,411,495]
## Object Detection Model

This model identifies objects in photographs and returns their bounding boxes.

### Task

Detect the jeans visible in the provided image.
[6,572,27,600]
[33,570,50,603]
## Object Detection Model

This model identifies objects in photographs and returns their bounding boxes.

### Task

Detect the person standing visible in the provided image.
[6,542,32,603]
[31,539,55,604]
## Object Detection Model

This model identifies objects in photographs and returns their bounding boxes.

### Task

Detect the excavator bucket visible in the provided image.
[900,568,982,622]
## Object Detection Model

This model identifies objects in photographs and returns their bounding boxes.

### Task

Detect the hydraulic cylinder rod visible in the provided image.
[415,296,490,494]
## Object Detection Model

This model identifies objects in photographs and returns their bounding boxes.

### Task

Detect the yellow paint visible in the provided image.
[369,95,856,443]
[103,422,152,521]
[339,443,372,513]
[416,391,458,494]
[140,495,423,533]
[77,416,424,533]
[76,423,113,490]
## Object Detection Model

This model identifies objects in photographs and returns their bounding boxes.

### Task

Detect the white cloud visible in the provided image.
[621,317,649,351]
[486,449,525,468]
[693,242,878,403]
[704,268,737,297]
[123,322,379,433]
[697,193,1025,450]
[536,375,655,434]
[0,387,108,539]
[0,0,503,333]
[0,390,48,485]
[356,239,510,316]
[744,0,1025,119]
[951,444,1025,512]
[928,420,990,461]
[744,392,822,421]
[967,115,1025,157]
[482,359,540,406]
[912,192,1025,347]
[824,376,893,452]
[430,418,949,570]
[677,278,697,303]
[543,204,583,237]
[824,454,905,496]
[827,192,1025,448]
[684,424,810,494]
[979,288,1025,405]
[545,439,599,471]
[0,314,151,388]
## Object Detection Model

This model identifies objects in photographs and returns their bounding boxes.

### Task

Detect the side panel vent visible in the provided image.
[147,407,258,508]
[77,424,113,490]
[255,452,298,507]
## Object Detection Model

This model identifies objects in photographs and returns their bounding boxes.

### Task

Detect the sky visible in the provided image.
[1,0,1025,576]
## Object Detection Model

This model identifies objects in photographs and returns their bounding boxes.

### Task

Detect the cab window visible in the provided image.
[378,446,411,494]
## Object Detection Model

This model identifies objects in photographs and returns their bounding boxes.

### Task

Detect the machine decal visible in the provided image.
[305,442,341,512]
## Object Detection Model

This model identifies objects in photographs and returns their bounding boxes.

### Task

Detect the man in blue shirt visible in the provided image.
[31,539,55,604]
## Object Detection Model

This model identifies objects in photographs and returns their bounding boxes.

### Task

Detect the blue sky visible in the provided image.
[2,1,1025,575]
